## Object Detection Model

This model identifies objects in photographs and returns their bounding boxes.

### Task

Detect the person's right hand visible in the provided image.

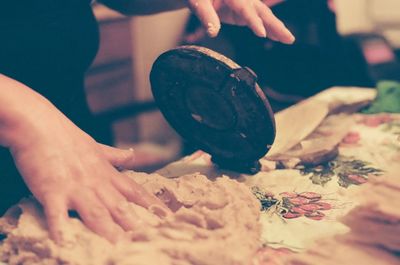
[7,96,169,244]
[187,0,294,43]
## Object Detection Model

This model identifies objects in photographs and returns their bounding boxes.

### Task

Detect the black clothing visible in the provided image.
[0,0,109,214]
[186,0,348,100]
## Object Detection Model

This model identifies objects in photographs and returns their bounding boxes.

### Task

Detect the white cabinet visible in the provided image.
[335,0,400,48]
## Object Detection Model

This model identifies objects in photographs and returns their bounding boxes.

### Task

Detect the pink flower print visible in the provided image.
[305,211,325,221]
[290,207,309,215]
[282,212,302,219]
[287,197,310,206]
[341,131,361,145]
[347,174,368,184]
[299,192,322,201]
[315,202,332,210]
[299,203,321,212]
[361,114,393,127]
[280,192,332,221]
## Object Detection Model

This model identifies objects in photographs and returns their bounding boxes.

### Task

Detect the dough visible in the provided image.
[0,173,261,265]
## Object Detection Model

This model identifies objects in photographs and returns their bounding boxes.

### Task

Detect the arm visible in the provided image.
[99,0,285,15]
[100,0,295,43]
[99,0,187,15]
[0,74,168,243]
[264,0,285,7]
[0,75,55,148]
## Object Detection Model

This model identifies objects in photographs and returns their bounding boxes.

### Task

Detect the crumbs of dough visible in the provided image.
[0,173,261,265]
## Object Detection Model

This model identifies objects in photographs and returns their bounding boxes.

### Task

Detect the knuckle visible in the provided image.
[87,205,108,220]
[235,3,246,14]
[111,203,128,219]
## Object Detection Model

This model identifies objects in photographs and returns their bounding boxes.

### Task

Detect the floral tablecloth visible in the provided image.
[158,87,400,264]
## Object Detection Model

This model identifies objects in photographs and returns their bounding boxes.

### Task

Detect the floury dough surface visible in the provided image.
[0,173,261,265]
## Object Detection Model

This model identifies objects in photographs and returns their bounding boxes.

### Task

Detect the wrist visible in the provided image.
[0,78,57,149]
[1,97,53,148]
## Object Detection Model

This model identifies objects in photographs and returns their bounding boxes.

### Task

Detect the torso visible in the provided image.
[0,1,110,214]
[0,0,99,105]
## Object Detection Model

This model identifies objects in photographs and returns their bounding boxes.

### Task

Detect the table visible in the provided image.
[157,86,400,264]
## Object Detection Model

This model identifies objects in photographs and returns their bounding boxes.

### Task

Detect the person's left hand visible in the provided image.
[186,0,295,43]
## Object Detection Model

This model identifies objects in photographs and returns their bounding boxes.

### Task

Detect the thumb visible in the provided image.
[98,143,136,170]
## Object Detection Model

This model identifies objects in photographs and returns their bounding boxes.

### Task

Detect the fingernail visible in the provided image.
[127,148,135,159]
[282,28,295,44]
[149,204,171,219]
[259,27,267,38]
[286,32,295,44]
[207,22,220,38]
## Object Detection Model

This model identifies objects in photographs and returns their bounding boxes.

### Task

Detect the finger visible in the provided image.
[98,143,135,170]
[70,190,123,243]
[188,0,221,37]
[42,196,69,244]
[95,186,139,231]
[112,174,171,217]
[226,0,267,37]
[256,1,295,44]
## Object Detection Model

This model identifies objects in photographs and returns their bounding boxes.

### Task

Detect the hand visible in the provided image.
[187,0,295,43]
[9,103,168,243]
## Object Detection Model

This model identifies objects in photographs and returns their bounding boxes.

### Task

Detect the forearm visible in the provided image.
[100,0,285,15]
[264,0,285,7]
[0,74,55,148]
[99,0,187,15]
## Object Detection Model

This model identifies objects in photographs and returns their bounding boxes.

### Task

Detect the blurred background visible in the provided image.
[86,0,400,171]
